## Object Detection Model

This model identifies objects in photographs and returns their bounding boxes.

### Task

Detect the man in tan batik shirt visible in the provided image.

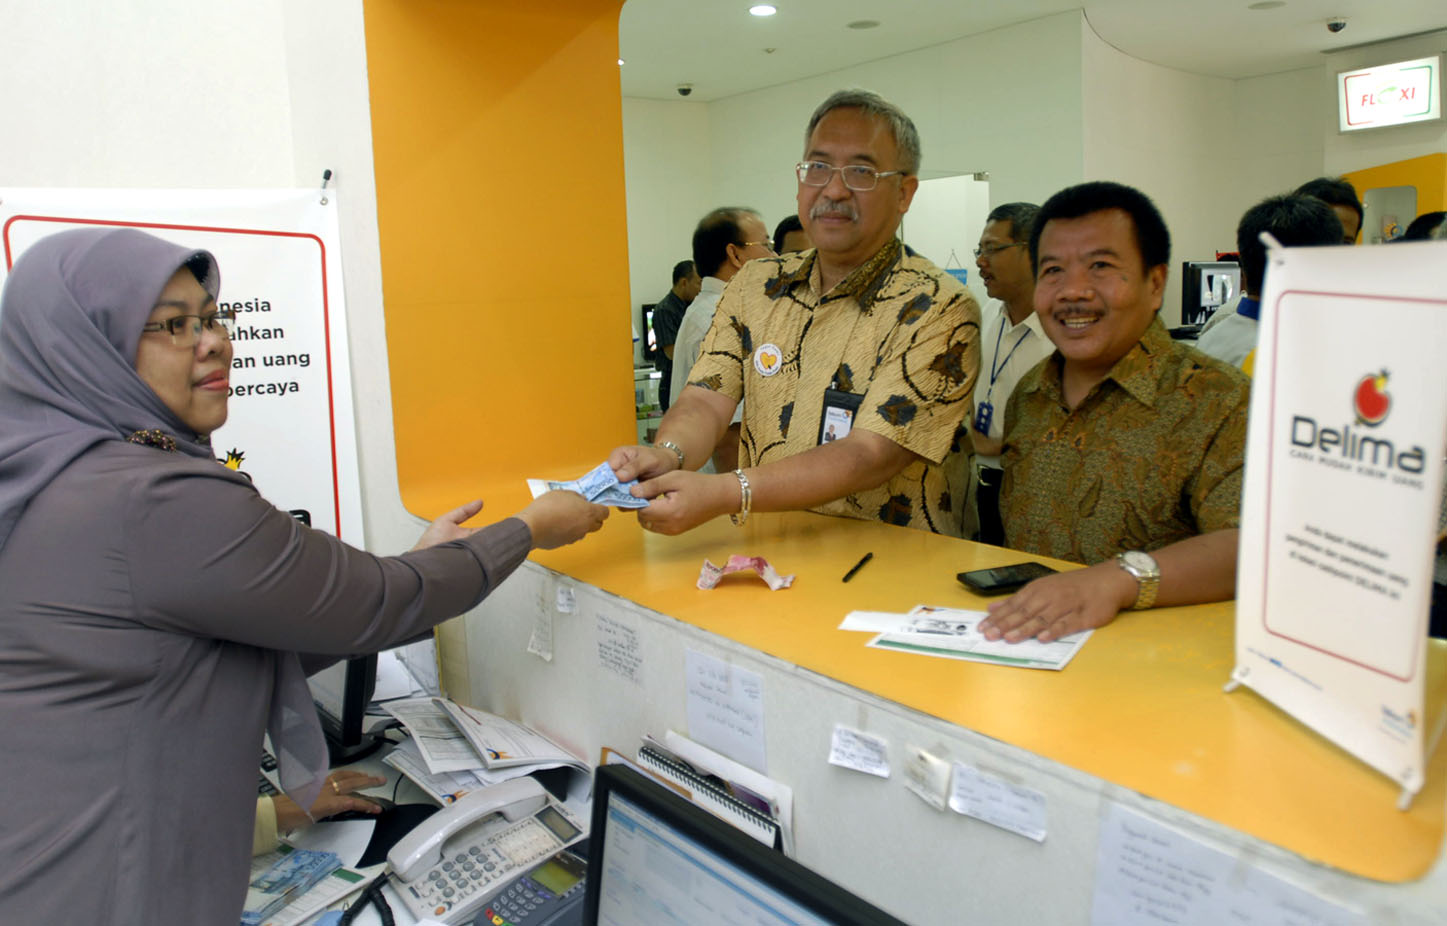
[609,89,980,537]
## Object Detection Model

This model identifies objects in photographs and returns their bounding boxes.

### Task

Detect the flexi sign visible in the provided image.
[1338,55,1441,132]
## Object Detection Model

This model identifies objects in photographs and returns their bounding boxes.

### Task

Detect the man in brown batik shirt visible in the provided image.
[980,181,1249,645]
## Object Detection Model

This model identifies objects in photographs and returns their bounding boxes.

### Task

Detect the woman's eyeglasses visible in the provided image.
[140,309,238,348]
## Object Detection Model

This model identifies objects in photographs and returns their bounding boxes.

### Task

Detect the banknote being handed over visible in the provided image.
[527,462,650,509]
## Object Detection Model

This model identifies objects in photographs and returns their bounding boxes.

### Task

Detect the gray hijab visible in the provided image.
[0,226,328,808]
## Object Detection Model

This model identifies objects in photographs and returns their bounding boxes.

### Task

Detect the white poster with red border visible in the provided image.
[1233,238,1447,802]
[0,188,363,544]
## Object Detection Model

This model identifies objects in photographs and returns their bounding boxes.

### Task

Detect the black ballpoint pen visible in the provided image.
[842,552,874,582]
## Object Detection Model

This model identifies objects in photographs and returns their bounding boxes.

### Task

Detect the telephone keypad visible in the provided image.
[402,810,575,921]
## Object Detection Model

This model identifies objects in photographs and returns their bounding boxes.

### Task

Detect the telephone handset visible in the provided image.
[387,776,585,924]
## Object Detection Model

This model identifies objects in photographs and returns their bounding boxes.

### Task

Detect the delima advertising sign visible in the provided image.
[1338,55,1442,132]
[1233,237,1447,805]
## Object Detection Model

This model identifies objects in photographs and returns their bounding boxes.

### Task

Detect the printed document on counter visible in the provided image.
[849,605,1092,670]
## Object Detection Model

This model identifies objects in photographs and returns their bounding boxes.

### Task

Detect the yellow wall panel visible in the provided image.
[1344,152,1447,218]
[364,0,633,517]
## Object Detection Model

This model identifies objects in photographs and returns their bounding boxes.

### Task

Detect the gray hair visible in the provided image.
[804,89,921,175]
[985,202,1040,243]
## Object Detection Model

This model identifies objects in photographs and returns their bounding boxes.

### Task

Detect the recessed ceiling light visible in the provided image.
[617,58,625,66]
[847,20,881,30]
[750,4,777,16]
[1247,1,1286,9]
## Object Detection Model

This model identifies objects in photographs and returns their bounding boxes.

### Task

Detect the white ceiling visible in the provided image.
[618,0,1447,102]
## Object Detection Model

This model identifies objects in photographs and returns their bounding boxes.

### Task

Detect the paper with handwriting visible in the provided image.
[828,725,890,778]
[949,762,1047,842]
[685,650,767,773]
[1092,804,1367,925]
[595,613,643,685]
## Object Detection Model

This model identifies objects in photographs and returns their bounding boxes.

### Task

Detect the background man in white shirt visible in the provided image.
[968,202,1055,544]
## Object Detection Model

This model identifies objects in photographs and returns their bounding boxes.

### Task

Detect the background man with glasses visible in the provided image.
[611,89,980,537]
[669,207,772,472]
[967,202,1054,544]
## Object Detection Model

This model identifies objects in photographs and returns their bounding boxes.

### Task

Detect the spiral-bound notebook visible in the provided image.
[636,744,783,850]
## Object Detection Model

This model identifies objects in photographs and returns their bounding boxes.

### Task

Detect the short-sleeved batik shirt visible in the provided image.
[688,238,981,536]
[999,316,1249,564]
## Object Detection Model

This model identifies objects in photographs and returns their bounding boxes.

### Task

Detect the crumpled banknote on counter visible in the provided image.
[697,554,794,591]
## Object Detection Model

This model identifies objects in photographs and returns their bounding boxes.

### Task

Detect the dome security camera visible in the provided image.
[677,83,693,97]
[1327,18,1347,33]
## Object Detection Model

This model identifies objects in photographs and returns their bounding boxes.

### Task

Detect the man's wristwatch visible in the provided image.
[1116,550,1160,610]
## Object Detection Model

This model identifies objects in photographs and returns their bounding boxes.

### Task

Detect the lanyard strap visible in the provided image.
[983,314,1033,402]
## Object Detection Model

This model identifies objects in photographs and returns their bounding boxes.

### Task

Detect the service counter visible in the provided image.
[442,509,1446,924]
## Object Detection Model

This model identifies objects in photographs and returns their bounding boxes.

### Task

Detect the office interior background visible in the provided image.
[6,0,1444,548]
[3,1,1446,920]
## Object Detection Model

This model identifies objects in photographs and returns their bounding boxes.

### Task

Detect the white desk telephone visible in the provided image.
[386,776,585,924]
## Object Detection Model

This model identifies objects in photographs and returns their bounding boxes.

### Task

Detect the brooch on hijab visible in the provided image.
[126,429,178,452]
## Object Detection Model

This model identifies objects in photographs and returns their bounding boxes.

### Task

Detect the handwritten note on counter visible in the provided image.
[595,613,643,685]
[685,650,767,774]
[949,763,1048,842]
[1092,804,1367,925]
[827,725,890,778]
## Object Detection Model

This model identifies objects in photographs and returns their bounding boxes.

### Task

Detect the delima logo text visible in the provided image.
[1290,370,1426,475]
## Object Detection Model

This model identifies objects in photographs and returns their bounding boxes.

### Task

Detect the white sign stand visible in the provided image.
[1229,235,1447,809]
[0,187,364,544]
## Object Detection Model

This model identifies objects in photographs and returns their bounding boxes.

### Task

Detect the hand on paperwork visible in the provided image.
[979,562,1135,643]
[273,769,387,831]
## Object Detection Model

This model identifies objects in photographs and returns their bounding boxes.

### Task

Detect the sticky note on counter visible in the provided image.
[827,725,890,778]
[903,746,951,810]
[948,762,1048,842]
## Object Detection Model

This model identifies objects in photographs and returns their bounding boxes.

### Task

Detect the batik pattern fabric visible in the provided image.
[689,238,981,536]
[1000,316,1249,564]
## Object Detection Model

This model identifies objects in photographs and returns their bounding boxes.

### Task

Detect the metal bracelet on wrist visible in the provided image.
[656,439,685,471]
[730,468,752,527]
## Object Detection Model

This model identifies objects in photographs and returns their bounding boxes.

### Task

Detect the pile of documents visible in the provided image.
[242,846,370,926]
[611,731,796,856]
[381,697,590,804]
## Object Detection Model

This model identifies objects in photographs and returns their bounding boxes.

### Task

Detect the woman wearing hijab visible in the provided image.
[0,227,608,924]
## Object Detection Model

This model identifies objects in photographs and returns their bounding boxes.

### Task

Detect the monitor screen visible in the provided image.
[641,303,658,362]
[308,654,382,763]
[585,764,905,926]
[1179,260,1241,327]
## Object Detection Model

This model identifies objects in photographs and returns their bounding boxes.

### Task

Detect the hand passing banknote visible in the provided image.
[527,462,650,509]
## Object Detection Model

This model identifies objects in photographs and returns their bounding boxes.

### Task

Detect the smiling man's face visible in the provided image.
[1033,208,1165,387]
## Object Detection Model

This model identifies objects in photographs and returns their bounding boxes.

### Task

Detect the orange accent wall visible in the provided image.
[1344,152,1447,216]
[362,0,633,518]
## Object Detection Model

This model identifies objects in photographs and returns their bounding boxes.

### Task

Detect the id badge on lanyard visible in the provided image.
[819,388,863,445]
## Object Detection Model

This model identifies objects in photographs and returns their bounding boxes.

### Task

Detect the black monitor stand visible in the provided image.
[316,653,386,764]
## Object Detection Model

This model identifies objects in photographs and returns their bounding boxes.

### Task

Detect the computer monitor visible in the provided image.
[584,764,906,926]
[641,303,658,362]
[308,654,385,763]
[1179,260,1241,327]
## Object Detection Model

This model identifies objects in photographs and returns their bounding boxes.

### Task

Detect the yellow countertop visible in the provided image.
[524,506,1446,883]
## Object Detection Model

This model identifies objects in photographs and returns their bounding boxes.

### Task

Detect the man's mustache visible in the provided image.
[810,199,858,221]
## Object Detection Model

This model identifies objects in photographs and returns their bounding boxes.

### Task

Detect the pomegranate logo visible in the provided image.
[1353,370,1391,427]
